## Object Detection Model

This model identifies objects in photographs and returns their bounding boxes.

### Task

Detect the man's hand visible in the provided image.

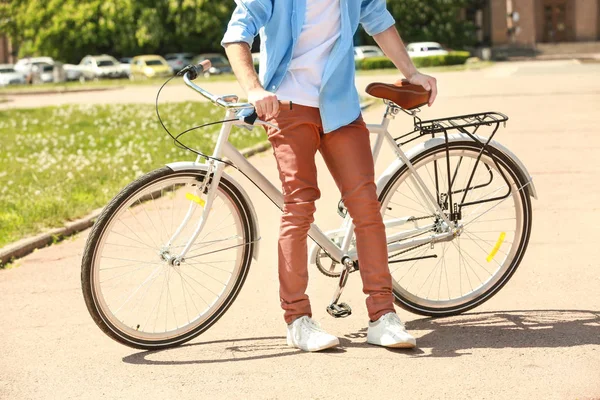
[408,72,438,106]
[248,88,280,120]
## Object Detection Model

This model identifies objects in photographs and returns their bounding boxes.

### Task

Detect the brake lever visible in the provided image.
[236,108,280,133]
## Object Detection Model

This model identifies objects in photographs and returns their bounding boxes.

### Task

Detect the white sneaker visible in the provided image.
[286,316,340,352]
[367,312,416,348]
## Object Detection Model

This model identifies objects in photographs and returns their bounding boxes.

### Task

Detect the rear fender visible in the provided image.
[376,134,538,199]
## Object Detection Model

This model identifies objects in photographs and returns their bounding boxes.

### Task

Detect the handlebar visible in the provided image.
[182,59,292,111]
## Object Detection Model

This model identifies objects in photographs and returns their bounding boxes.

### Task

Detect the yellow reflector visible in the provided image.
[185,193,205,207]
[486,232,506,262]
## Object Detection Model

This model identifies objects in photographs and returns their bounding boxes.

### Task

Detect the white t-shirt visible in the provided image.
[276,0,341,108]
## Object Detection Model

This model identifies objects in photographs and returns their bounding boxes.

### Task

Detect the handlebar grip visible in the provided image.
[184,60,213,81]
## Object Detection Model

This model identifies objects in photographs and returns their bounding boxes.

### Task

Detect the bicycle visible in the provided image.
[81,60,537,349]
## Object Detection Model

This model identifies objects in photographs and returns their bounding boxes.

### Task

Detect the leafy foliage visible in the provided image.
[0,0,235,63]
[358,0,478,50]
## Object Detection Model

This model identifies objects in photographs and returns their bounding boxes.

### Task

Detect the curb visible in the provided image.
[0,86,124,97]
[0,100,375,267]
[0,141,272,267]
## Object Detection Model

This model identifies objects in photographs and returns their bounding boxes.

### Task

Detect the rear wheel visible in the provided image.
[81,167,255,349]
[379,142,532,317]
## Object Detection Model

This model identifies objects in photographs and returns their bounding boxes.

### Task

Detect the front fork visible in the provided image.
[166,160,225,261]
[165,111,236,263]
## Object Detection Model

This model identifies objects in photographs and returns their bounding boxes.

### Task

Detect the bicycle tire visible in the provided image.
[379,141,533,317]
[81,166,255,349]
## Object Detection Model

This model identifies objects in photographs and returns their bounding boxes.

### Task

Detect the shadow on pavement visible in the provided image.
[122,335,348,365]
[400,309,600,358]
[122,310,600,364]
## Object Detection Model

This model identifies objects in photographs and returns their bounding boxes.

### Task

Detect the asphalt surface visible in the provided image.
[1,60,599,400]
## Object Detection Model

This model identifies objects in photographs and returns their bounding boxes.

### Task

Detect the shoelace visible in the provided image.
[382,313,406,329]
[296,317,326,339]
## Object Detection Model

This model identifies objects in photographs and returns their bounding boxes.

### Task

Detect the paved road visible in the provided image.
[1,60,599,400]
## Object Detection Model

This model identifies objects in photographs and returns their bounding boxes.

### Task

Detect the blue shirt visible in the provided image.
[221,0,395,133]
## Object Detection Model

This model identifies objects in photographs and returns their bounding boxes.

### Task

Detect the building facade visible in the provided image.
[479,0,600,47]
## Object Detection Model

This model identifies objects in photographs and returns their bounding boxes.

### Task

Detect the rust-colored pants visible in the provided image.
[265,105,395,324]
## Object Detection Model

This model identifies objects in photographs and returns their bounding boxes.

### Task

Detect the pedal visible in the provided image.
[326,302,352,318]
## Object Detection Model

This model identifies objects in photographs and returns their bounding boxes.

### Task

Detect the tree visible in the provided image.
[0,0,235,63]
[358,0,478,49]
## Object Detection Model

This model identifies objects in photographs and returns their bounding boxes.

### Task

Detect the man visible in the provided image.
[222,0,438,352]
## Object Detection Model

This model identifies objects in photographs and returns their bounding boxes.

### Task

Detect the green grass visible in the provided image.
[0,102,266,249]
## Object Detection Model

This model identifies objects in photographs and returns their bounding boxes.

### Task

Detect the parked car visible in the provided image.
[119,57,133,78]
[192,53,232,77]
[14,57,56,83]
[63,64,83,82]
[0,64,26,86]
[164,53,195,74]
[79,55,128,81]
[354,46,384,60]
[129,55,173,80]
[406,42,449,57]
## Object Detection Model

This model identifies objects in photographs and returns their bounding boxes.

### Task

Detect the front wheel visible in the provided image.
[81,167,255,349]
[379,141,533,317]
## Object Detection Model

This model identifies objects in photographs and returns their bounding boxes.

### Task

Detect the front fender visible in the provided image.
[376,134,538,199]
[166,161,261,260]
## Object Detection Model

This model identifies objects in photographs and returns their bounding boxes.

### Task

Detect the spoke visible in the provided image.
[183,262,230,287]
[173,265,202,317]
[177,268,221,298]
[100,262,153,284]
[166,268,179,332]
[125,207,160,249]
[405,177,432,215]
[395,188,428,209]
[137,197,167,246]
[461,181,530,229]
[459,237,514,246]
[149,190,172,246]
[184,258,235,274]
[183,235,242,257]
[463,230,509,260]
[443,243,451,300]
[104,242,154,250]
[392,245,429,276]
[185,241,249,260]
[388,200,428,216]
[110,225,156,251]
[467,217,516,224]
[112,264,165,316]
[413,244,444,294]
[176,268,212,309]
[421,244,448,299]
[178,265,191,325]
[458,243,494,277]
[100,262,155,271]
[148,270,168,333]
[452,240,485,287]
[100,256,164,265]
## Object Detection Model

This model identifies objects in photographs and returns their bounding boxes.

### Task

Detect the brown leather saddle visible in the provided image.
[365,80,431,110]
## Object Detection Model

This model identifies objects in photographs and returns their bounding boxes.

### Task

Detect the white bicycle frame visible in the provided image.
[169,75,457,263]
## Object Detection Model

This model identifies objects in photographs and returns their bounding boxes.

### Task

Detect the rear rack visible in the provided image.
[390,108,513,217]
[415,112,508,134]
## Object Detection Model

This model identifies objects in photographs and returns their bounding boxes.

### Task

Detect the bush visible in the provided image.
[356,51,471,70]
